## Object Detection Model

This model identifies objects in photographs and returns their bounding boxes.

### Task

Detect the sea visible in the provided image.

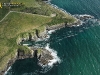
[6,0,100,75]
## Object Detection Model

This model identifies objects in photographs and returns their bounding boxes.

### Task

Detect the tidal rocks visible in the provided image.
[37,48,53,66]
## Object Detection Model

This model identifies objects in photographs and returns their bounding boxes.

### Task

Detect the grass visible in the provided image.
[0,0,10,20]
[18,46,32,55]
[2,12,51,39]
[37,48,42,55]
[47,17,76,26]
[11,0,76,23]
[12,0,40,8]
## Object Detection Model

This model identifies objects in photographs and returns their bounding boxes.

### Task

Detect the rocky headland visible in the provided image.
[0,0,95,74]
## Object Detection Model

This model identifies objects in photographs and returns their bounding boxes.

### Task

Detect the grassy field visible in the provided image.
[11,0,76,25]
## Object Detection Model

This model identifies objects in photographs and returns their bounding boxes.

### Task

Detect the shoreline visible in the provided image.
[0,1,95,75]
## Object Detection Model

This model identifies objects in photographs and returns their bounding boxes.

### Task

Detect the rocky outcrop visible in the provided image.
[46,23,66,30]
[46,20,82,31]
[74,14,94,21]
[17,49,34,59]
[29,47,54,66]
[38,49,53,66]
[30,47,54,66]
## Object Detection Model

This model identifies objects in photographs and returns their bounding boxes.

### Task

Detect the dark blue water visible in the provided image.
[6,0,100,75]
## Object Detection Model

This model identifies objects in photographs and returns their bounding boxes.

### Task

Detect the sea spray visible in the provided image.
[38,43,61,67]
[45,44,61,66]
[45,30,56,40]
[4,66,11,75]
[38,43,61,73]
[47,30,56,34]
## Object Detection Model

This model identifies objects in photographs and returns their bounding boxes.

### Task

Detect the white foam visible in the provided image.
[45,30,56,39]
[79,14,94,18]
[47,0,51,1]
[38,44,61,67]
[46,35,50,39]
[48,30,55,34]
[45,44,61,67]
[36,38,43,42]
[4,66,11,75]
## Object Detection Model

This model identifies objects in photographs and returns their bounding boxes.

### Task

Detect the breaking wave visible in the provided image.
[45,43,61,66]
[4,66,11,75]
[38,43,61,73]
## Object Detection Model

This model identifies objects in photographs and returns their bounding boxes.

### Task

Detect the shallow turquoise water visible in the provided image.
[6,0,100,75]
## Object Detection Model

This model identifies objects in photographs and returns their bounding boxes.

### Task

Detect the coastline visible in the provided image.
[0,0,94,75]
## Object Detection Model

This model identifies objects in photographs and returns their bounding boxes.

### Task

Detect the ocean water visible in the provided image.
[51,0,100,19]
[6,0,100,75]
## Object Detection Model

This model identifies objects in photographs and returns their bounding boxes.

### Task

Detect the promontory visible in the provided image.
[0,0,77,74]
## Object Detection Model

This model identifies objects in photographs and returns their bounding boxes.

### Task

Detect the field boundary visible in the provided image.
[0,11,50,23]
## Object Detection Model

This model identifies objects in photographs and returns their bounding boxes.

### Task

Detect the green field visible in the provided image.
[11,0,76,23]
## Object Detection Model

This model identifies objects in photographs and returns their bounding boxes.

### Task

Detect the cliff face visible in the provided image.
[38,49,53,66]
[16,23,66,44]
[46,23,66,30]
[16,20,82,45]
[0,45,54,75]
[17,48,34,59]
[16,28,47,45]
